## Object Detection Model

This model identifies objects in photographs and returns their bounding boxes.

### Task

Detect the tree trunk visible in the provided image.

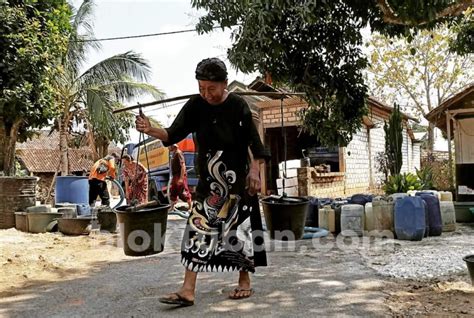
[97,137,109,159]
[427,122,435,153]
[59,119,69,176]
[0,118,22,176]
[0,120,6,174]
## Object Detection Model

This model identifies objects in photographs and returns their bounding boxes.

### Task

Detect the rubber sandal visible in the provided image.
[229,287,254,300]
[158,292,194,307]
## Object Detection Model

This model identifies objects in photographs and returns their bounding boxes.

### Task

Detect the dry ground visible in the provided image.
[0,226,473,317]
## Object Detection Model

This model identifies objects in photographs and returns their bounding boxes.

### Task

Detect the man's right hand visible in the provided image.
[136,113,151,133]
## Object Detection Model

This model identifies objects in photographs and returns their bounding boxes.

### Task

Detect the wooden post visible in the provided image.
[446,111,454,189]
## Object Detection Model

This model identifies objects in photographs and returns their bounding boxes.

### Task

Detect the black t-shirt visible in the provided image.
[164,93,270,197]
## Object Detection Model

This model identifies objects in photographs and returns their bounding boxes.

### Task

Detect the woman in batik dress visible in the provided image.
[136,57,269,306]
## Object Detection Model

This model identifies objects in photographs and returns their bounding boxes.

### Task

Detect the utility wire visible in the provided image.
[75,26,227,42]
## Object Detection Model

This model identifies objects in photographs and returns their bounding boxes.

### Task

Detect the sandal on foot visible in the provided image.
[229,287,254,300]
[158,293,194,307]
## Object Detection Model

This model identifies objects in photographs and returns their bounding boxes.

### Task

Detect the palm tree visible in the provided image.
[56,0,163,175]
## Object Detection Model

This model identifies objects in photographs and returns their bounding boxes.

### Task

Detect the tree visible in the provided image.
[190,0,472,147]
[367,24,473,151]
[0,0,71,175]
[56,0,163,174]
[449,6,474,55]
[384,104,403,175]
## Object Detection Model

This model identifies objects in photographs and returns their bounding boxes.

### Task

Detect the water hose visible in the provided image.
[110,178,125,209]
[262,224,329,239]
[302,226,329,239]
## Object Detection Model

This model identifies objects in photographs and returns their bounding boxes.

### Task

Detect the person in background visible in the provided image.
[88,153,119,207]
[136,57,270,306]
[168,144,192,212]
[121,154,148,205]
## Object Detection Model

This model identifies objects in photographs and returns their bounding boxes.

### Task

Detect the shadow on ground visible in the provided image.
[0,221,389,317]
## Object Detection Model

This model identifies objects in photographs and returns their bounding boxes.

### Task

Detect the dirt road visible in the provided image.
[0,220,473,317]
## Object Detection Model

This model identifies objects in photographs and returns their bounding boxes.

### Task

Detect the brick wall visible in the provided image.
[298,168,346,197]
[421,150,449,162]
[261,104,305,127]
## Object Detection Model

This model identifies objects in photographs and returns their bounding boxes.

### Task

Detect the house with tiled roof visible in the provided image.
[16,131,95,174]
[16,130,120,202]
[232,78,422,197]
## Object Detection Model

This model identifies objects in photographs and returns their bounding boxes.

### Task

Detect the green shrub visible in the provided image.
[416,165,434,190]
[383,173,423,194]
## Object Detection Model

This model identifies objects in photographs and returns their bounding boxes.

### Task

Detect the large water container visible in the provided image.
[416,193,443,236]
[318,198,333,208]
[349,194,373,206]
[55,176,89,204]
[305,197,319,227]
[394,196,426,241]
[417,190,441,200]
[341,204,365,237]
[372,196,395,237]
[364,202,375,232]
[333,205,343,235]
[439,191,453,202]
[439,201,456,232]
[318,205,335,233]
[390,193,408,201]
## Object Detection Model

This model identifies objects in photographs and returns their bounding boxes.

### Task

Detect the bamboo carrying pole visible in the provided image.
[112,91,307,114]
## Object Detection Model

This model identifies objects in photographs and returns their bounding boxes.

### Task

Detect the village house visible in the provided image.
[15,130,119,203]
[230,79,422,198]
[426,83,474,201]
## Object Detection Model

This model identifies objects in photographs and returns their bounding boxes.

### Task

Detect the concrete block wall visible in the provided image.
[412,143,421,170]
[344,128,371,194]
[400,126,410,173]
[368,110,388,188]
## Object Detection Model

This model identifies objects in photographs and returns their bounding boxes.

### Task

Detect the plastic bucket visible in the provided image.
[261,196,309,240]
[115,203,170,256]
[98,211,117,233]
[463,254,474,286]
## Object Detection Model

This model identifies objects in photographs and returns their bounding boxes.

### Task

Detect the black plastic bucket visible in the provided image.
[98,211,117,233]
[261,196,309,240]
[115,203,170,257]
[463,254,474,286]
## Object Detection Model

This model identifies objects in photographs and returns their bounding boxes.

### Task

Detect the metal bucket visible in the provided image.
[115,203,170,257]
[58,217,92,235]
[261,196,309,240]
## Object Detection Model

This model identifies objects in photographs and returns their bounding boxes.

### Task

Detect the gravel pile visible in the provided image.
[359,224,474,280]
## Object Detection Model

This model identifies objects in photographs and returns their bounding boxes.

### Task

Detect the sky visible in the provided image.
[71,0,257,143]
[71,0,450,151]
